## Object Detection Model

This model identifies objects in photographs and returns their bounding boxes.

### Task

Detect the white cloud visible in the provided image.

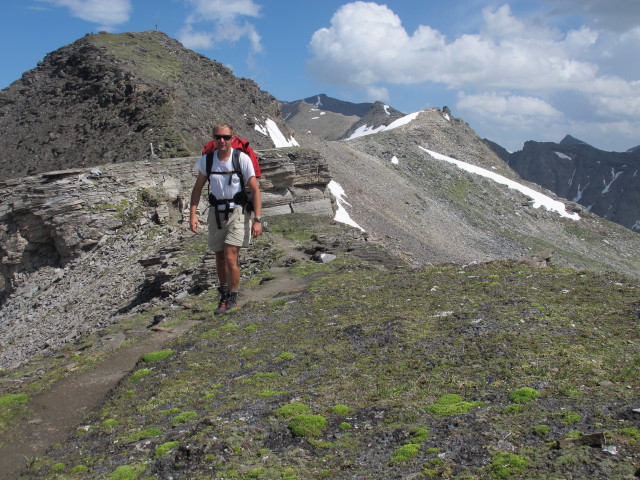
[308,1,640,151]
[38,0,131,29]
[457,92,561,122]
[178,0,263,55]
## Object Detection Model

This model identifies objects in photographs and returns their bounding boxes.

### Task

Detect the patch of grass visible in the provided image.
[532,424,550,437]
[0,393,29,408]
[509,387,540,403]
[70,464,89,474]
[331,404,352,415]
[105,463,147,480]
[171,411,198,424]
[140,349,174,363]
[49,462,66,473]
[391,443,420,463]
[276,352,295,361]
[409,426,430,444]
[275,401,309,419]
[425,394,484,417]
[155,441,179,457]
[489,451,529,478]
[130,368,152,382]
[0,393,30,434]
[621,427,640,443]
[288,414,327,437]
[100,418,119,431]
[561,410,582,425]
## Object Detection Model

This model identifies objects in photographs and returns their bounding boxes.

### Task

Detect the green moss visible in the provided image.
[130,368,152,382]
[410,426,430,444]
[129,428,162,441]
[503,404,525,414]
[101,419,119,430]
[561,410,582,425]
[277,352,295,361]
[532,424,551,436]
[331,404,352,415]
[275,401,309,418]
[171,411,198,424]
[390,443,420,463]
[106,463,147,480]
[621,427,640,442]
[288,414,327,437]
[0,393,29,407]
[259,389,289,397]
[70,464,89,474]
[0,393,30,433]
[155,441,180,457]
[509,387,540,404]
[489,451,529,478]
[49,462,66,473]
[425,394,484,417]
[140,349,174,363]
[339,422,351,430]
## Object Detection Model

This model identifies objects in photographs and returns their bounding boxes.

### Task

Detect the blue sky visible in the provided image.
[1,0,639,152]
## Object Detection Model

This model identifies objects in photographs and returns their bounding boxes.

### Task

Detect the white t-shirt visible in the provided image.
[195,149,256,210]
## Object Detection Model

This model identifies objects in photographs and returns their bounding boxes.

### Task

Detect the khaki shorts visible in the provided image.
[207,207,251,252]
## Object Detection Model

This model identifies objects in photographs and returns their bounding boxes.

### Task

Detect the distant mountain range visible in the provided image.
[283,95,639,232]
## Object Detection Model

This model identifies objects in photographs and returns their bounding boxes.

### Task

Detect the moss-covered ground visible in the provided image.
[13,215,640,479]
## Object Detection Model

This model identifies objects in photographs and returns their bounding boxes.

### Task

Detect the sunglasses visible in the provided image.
[214,134,233,141]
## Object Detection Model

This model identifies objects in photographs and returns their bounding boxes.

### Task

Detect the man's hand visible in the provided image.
[190,213,200,233]
[251,220,262,238]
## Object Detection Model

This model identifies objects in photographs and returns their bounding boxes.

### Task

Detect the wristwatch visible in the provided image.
[253,217,262,223]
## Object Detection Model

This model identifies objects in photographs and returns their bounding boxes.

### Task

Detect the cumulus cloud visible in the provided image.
[178,0,263,55]
[38,0,131,30]
[308,2,622,93]
[308,1,640,150]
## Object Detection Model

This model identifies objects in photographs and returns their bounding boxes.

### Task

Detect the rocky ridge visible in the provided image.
[0,31,293,179]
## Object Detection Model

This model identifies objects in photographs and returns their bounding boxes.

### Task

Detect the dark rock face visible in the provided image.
[0,31,292,180]
[506,140,640,231]
[283,93,374,118]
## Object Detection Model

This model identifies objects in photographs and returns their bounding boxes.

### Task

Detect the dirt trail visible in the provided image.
[0,238,310,480]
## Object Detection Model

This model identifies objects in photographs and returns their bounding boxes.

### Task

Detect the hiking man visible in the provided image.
[189,123,263,314]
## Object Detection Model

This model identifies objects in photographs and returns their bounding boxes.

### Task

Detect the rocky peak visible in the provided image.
[0,30,293,180]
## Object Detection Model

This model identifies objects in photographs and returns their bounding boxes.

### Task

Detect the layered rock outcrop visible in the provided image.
[0,147,333,300]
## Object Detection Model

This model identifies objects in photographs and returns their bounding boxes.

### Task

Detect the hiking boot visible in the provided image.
[224,291,240,313]
[214,285,230,316]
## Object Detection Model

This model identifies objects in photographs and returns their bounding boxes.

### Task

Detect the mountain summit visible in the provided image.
[0,30,293,179]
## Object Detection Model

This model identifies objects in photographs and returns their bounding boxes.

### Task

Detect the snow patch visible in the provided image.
[391,156,399,165]
[328,180,365,231]
[602,168,623,194]
[347,124,387,140]
[346,111,422,140]
[255,118,299,148]
[420,147,580,221]
[554,151,572,160]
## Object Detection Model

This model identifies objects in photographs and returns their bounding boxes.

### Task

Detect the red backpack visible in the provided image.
[201,136,261,178]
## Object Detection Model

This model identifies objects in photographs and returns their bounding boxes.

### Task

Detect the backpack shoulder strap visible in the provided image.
[232,149,245,189]
[206,152,214,180]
